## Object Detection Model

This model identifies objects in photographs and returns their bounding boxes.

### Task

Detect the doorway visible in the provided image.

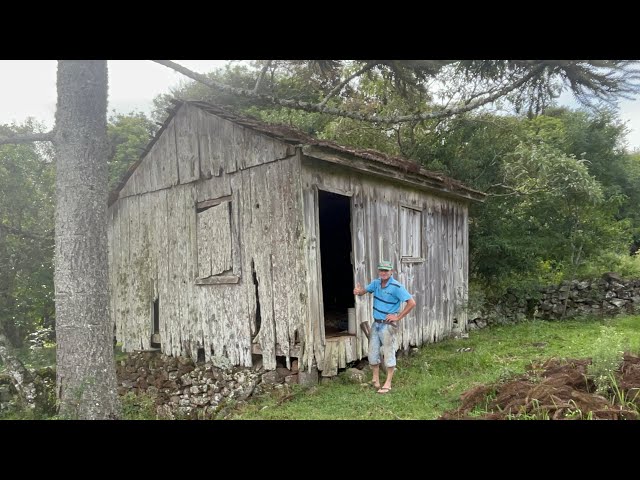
[318,190,355,337]
[151,297,161,348]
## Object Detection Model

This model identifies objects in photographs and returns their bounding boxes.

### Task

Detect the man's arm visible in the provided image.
[386,297,416,322]
[353,282,366,296]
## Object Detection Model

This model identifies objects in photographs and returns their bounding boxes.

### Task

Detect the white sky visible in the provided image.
[1,60,640,151]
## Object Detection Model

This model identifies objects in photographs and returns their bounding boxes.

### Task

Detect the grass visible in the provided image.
[3,315,640,420]
[228,315,640,419]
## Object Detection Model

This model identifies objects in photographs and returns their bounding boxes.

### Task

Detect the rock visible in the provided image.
[261,370,280,385]
[210,356,233,370]
[344,368,365,383]
[603,272,622,282]
[252,358,263,371]
[298,366,319,387]
[609,299,627,308]
[276,367,292,380]
[156,404,174,419]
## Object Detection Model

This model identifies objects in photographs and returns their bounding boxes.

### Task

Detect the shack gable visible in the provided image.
[113,103,296,203]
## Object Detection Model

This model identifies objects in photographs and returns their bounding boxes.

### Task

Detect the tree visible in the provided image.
[0,122,55,411]
[154,60,640,124]
[0,60,119,419]
[107,111,157,190]
[52,61,119,419]
[0,124,54,347]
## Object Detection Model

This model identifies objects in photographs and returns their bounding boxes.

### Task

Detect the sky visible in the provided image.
[1,60,640,151]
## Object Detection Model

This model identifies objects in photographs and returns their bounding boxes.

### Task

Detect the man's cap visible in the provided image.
[377,261,393,271]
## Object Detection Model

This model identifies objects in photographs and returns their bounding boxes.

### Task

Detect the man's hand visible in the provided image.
[353,283,365,296]
[386,313,400,322]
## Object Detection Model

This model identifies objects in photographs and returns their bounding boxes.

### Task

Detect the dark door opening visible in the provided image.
[318,190,355,337]
[151,297,161,348]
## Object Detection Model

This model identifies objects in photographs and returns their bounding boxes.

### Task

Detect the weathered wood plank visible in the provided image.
[272,158,293,362]
[197,176,232,204]
[107,203,118,349]
[195,275,240,285]
[115,197,129,350]
[196,195,232,210]
[302,185,322,372]
[289,150,308,369]
[165,187,182,357]
[157,121,179,190]
[240,169,258,348]
[153,189,170,355]
[196,107,214,180]
[222,119,237,174]
[338,338,346,369]
[175,104,200,184]
[321,339,339,377]
[250,165,276,370]
[137,192,153,351]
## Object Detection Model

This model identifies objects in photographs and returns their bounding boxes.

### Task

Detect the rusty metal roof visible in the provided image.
[109,99,486,205]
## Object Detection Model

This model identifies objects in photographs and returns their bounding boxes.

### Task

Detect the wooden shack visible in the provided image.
[107,100,486,376]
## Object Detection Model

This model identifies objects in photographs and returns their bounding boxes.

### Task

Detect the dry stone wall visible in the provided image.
[469,274,640,329]
[115,351,310,419]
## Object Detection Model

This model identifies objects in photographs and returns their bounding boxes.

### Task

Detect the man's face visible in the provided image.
[378,269,392,281]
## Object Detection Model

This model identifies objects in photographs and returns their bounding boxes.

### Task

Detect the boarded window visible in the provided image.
[197,200,232,277]
[400,206,422,258]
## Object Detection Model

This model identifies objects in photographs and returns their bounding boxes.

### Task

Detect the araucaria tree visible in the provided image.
[0,60,119,419]
[52,61,119,418]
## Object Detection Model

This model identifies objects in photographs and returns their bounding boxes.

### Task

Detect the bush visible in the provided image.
[578,251,640,279]
[587,325,626,394]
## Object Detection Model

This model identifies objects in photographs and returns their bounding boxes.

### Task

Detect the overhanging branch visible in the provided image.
[0,224,52,241]
[0,131,54,146]
[153,60,546,124]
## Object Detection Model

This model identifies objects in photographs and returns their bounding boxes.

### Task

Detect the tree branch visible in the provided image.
[0,224,53,241]
[153,60,547,124]
[318,61,378,108]
[253,60,272,93]
[0,331,38,410]
[0,131,54,146]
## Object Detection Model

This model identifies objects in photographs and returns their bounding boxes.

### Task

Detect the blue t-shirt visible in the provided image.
[366,275,413,320]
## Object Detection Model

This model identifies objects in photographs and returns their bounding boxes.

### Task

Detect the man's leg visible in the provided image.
[371,364,381,388]
[378,324,398,392]
[381,366,394,390]
[369,323,382,387]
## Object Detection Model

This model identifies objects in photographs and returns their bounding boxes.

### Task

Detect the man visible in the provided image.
[353,261,416,394]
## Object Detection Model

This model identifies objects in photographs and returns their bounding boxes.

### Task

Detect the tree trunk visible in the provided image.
[53,60,120,419]
[0,331,39,409]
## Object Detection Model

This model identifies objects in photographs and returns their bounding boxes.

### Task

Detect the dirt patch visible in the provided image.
[441,353,640,420]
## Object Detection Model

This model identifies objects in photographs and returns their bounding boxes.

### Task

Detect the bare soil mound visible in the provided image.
[441,353,640,420]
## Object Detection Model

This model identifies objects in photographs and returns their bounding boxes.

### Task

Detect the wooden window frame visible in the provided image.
[195,196,240,285]
[400,205,425,263]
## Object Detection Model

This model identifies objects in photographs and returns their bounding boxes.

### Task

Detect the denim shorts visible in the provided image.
[368,321,398,368]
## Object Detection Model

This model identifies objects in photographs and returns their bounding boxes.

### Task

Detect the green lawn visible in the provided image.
[228,315,640,419]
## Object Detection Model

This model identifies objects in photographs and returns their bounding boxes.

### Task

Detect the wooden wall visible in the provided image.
[108,104,305,371]
[301,158,469,369]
